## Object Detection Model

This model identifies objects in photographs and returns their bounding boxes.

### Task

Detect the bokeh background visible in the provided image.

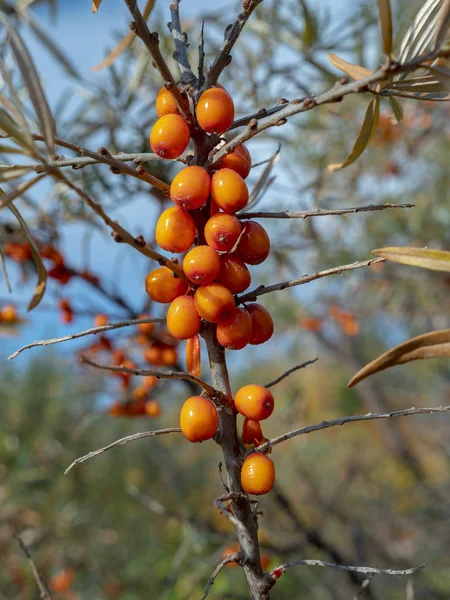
[1,1,449,598]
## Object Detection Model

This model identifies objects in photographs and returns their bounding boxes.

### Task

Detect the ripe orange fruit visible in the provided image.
[145,266,188,303]
[183,245,220,285]
[160,344,178,366]
[234,384,274,420]
[260,555,272,570]
[204,213,242,253]
[61,310,73,324]
[170,166,211,210]
[241,452,275,495]
[137,313,154,336]
[222,544,240,568]
[1,304,17,322]
[217,253,251,294]
[142,375,158,390]
[237,221,270,265]
[49,568,76,593]
[194,283,235,323]
[242,418,264,446]
[143,344,164,366]
[186,334,201,377]
[145,400,161,417]
[150,114,190,159]
[167,295,201,340]
[134,386,148,402]
[155,207,196,253]
[94,313,108,327]
[195,86,234,134]
[156,86,178,117]
[220,144,251,179]
[246,303,274,345]
[216,308,252,350]
[211,168,249,214]
[180,396,219,442]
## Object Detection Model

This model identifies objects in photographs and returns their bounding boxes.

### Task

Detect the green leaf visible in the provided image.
[348,330,450,387]
[389,97,404,122]
[377,0,393,56]
[328,97,380,172]
[372,246,450,271]
[434,0,450,50]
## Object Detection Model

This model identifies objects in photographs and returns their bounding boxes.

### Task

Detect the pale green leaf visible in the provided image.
[372,246,450,271]
[389,97,404,122]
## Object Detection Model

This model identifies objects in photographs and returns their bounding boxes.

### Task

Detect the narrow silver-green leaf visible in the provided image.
[0,165,35,183]
[377,0,393,56]
[0,174,46,209]
[389,97,404,122]
[0,242,12,292]
[247,144,281,209]
[0,109,32,149]
[398,0,441,74]
[434,0,450,50]
[372,246,450,271]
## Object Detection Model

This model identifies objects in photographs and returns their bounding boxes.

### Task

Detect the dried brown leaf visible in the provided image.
[348,330,450,387]
[372,246,450,271]
[92,0,103,13]
[327,53,372,80]
[377,0,393,55]
[0,108,33,150]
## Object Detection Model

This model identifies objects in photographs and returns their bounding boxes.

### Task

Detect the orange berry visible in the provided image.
[218,253,251,294]
[167,295,201,340]
[155,207,196,253]
[220,144,251,179]
[143,344,164,366]
[180,395,218,442]
[161,344,178,366]
[94,313,108,327]
[241,452,275,495]
[145,400,161,417]
[186,334,201,377]
[234,384,274,420]
[49,569,76,593]
[156,86,178,117]
[150,114,190,159]
[195,86,234,134]
[61,309,73,324]
[145,266,188,303]
[204,213,242,252]
[183,245,220,285]
[170,166,211,210]
[237,221,270,265]
[1,304,18,322]
[217,308,252,350]
[242,418,264,446]
[142,375,158,390]
[222,544,240,568]
[137,313,154,336]
[260,555,272,570]
[134,386,148,402]
[211,168,249,214]
[194,283,235,323]
[246,304,274,345]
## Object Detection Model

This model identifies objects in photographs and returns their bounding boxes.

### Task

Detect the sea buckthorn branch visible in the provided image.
[13,532,52,600]
[200,552,242,600]
[207,0,265,88]
[264,359,318,389]
[228,101,293,131]
[7,317,166,360]
[237,257,385,303]
[169,1,197,86]
[257,405,450,453]
[80,355,221,398]
[238,203,415,220]
[64,428,183,474]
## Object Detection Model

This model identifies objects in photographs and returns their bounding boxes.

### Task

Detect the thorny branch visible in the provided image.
[169,0,196,86]
[257,405,450,452]
[200,553,242,600]
[265,359,318,389]
[64,428,182,474]
[238,257,385,303]
[238,203,415,220]
[8,317,166,360]
[13,532,51,600]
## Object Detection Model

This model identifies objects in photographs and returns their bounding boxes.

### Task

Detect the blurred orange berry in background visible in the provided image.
[94,313,109,327]
[137,313,154,336]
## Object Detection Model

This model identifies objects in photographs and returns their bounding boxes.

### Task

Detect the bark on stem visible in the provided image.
[203,325,271,599]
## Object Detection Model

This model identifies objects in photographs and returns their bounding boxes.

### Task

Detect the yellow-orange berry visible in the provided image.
[156,87,178,117]
[142,375,158,391]
[145,266,188,303]
[137,313,154,336]
[145,400,161,417]
[94,313,108,327]
[170,166,211,210]
[217,308,252,350]
[260,555,272,570]
[183,245,220,285]
[134,386,148,402]
[211,168,249,214]
[1,304,18,322]
[161,344,178,366]
[150,114,190,159]
[155,207,196,253]
[196,87,234,134]
[194,283,235,323]
[220,144,251,179]
[234,384,274,420]
[180,396,218,442]
[246,304,274,345]
[241,452,275,495]
[222,544,240,568]
[143,344,164,366]
[242,418,264,446]
[237,221,270,265]
[167,295,201,340]
[217,253,251,294]
[204,213,242,252]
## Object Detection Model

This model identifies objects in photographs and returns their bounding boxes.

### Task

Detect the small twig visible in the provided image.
[237,203,415,220]
[80,355,220,398]
[200,553,241,600]
[257,405,450,452]
[198,20,205,89]
[169,0,196,85]
[64,428,182,474]
[13,532,51,600]
[207,0,264,86]
[228,103,288,131]
[8,317,165,360]
[0,244,12,293]
[269,559,425,579]
[237,258,385,303]
[214,497,241,527]
[265,359,318,389]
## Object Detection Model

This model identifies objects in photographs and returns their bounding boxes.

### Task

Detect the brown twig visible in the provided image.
[268,559,425,578]
[200,553,242,600]
[265,359,318,389]
[8,317,165,360]
[64,428,182,474]
[13,532,51,600]
[237,203,415,220]
[257,405,450,452]
[237,257,385,303]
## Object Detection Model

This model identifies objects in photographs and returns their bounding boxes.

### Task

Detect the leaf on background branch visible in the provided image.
[246,144,281,209]
[0,174,46,209]
[434,0,450,50]
[372,246,450,271]
[389,97,404,122]
[92,0,103,13]
[328,97,380,172]
[377,0,393,56]
[6,201,47,310]
[398,0,442,71]
[0,108,33,150]
[0,165,35,183]
[327,53,372,80]
[348,330,450,387]
[0,243,12,293]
